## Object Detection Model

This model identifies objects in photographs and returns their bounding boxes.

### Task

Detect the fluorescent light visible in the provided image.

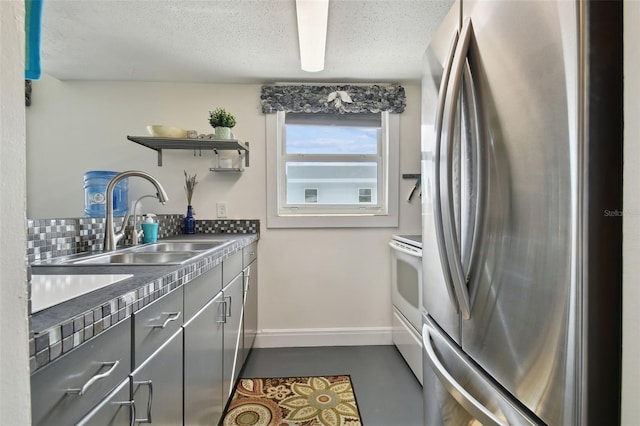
[295,0,329,72]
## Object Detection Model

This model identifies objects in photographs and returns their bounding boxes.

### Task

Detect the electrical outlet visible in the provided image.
[216,202,228,218]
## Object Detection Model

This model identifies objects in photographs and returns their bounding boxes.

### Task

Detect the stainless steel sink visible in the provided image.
[132,241,230,253]
[71,251,196,265]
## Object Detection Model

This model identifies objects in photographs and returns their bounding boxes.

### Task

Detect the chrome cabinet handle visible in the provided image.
[217,299,227,323]
[66,360,120,396]
[440,18,473,319]
[244,265,252,293]
[113,400,136,426]
[225,295,232,317]
[245,251,256,256]
[151,312,181,329]
[422,324,507,426]
[134,380,153,424]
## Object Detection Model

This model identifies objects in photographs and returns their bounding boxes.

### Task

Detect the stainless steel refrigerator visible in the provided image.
[420,1,622,425]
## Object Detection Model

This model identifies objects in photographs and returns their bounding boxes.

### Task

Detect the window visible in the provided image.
[359,188,372,203]
[304,188,318,203]
[267,111,399,228]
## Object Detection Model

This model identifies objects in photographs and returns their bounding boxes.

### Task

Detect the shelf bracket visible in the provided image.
[156,149,163,167]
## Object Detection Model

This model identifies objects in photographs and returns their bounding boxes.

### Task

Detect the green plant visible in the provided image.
[184,171,198,205]
[208,108,237,128]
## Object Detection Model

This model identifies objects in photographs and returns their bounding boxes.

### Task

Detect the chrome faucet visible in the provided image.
[130,194,160,246]
[104,171,169,251]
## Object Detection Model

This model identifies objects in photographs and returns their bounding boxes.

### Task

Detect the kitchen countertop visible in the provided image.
[29,233,258,372]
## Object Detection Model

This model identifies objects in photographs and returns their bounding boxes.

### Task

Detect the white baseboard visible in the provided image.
[254,326,393,348]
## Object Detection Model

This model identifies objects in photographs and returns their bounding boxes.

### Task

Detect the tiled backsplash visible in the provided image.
[26,215,260,263]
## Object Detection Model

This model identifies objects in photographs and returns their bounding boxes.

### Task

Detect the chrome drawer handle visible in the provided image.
[151,312,181,329]
[66,360,119,396]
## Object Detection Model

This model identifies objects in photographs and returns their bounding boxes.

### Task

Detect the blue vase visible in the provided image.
[184,205,195,234]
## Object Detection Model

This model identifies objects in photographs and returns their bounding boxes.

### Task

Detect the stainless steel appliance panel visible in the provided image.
[421,1,463,344]
[458,2,577,424]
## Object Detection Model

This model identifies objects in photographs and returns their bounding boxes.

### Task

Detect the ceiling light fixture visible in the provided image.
[295,0,329,72]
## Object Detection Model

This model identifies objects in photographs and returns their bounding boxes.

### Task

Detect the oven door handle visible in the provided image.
[389,241,422,258]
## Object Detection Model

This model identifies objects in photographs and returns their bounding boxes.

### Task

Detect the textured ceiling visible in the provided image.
[41,0,454,84]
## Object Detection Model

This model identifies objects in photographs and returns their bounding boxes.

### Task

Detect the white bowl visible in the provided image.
[146,125,188,138]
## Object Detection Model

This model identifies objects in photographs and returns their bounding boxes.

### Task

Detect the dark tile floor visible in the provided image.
[238,345,424,426]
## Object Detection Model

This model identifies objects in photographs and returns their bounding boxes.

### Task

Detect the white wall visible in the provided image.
[0,1,31,424]
[26,78,423,345]
[622,1,640,423]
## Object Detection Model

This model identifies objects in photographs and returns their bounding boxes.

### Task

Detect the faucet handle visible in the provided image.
[113,210,131,246]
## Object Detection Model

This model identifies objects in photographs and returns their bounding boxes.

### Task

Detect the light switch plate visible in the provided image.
[217,202,228,218]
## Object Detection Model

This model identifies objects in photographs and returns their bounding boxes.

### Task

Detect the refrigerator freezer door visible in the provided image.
[458,1,579,424]
[422,315,539,426]
[421,0,462,344]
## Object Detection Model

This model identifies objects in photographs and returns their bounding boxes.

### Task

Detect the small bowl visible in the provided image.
[146,125,188,138]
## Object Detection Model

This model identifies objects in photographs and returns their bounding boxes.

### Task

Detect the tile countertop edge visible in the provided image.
[28,233,258,374]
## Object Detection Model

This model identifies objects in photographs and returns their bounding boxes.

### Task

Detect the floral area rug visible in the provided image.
[221,375,363,426]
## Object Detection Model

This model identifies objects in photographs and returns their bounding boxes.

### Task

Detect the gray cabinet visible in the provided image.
[31,240,258,426]
[222,273,244,400]
[242,258,258,366]
[183,291,225,425]
[131,328,183,425]
[31,317,131,426]
[76,379,132,426]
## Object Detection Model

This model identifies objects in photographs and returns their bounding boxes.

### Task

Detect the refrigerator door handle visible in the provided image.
[440,18,474,319]
[461,59,485,284]
[433,30,461,310]
[423,324,508,426]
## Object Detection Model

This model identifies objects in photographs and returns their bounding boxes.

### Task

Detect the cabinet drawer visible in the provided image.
[76,378,132,426]
[31,317,131,426]
[133,287,183,368]
[184,264,222,322]
[223,251,243,287]
[243,242,257,268]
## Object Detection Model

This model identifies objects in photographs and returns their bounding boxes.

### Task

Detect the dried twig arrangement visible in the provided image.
[184,171,198,205]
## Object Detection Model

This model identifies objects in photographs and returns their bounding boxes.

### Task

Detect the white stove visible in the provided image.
[389,234,423,384]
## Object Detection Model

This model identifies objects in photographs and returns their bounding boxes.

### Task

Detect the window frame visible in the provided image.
[266,111,399,228]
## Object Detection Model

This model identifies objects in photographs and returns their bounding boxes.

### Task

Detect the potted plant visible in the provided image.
[208,108,237,139]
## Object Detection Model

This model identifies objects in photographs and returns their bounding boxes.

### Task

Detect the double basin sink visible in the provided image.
[37,239,232,267]
[30,239,233,313]
[70,241,230,265]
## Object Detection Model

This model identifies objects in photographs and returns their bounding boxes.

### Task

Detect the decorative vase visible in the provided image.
[215,127,232,139]
[184,205,195,234]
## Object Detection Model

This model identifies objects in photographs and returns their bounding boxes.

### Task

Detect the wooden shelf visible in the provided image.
[127,136,250,167]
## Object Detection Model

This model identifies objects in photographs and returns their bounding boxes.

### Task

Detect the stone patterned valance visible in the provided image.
[260,84,406,114]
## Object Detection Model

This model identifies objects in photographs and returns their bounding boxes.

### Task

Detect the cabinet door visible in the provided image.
[243,259,258,365]
[222,273,244,400]
[183,291,225,425]
[76,379,132,426]
[131,328,183,425]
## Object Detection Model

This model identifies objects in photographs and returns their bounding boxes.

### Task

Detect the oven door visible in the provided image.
[389,239,423,332]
